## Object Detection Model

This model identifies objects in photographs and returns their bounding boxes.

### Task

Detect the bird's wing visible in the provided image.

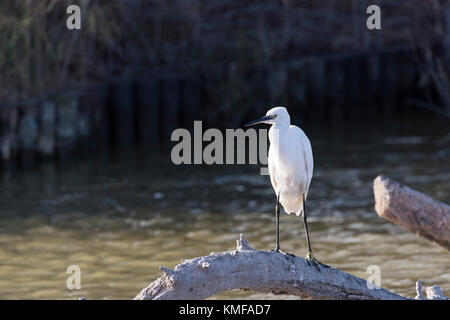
[301,130,314,198]
[268,146,278,193]
[291,126,314,198]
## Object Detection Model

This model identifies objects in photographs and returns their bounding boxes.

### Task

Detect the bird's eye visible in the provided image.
[273,114,277,118]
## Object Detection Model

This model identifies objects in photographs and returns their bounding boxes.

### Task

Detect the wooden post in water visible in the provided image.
[181,74,202,129]
[136,78,160,143]
[55,92,79,160]
[18,103,38,167]
[308,59,326,122]
[252,66,267,112]
[380,52,396,120]
[37,101,56,159]
[327,58,345,127]
[77,89,93,147]
[161,76,180,143]
[267,63,288,107]
[88,84,110,147]
[288,62,308,120]
[346,55,364,122]
[110,82,135,145]
[0,107,18,169]
[365,52,382,121]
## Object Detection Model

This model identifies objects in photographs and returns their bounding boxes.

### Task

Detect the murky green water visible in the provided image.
[0,119,449,299]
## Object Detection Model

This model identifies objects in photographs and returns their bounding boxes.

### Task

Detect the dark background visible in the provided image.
[0,0,449,169]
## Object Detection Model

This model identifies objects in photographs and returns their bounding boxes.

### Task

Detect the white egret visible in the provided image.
[245,106,323,266]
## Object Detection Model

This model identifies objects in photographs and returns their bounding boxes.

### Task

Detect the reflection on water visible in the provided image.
[0,120,449,299]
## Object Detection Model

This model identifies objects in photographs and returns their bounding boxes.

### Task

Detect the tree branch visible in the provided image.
[374,175,450,251]
[135,234,447,300]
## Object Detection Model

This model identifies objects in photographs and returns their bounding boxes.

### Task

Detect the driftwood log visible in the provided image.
[374,175,450,251]
[135,234,447,300]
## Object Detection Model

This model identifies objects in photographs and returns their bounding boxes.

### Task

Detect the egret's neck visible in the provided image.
[268,122,289,147]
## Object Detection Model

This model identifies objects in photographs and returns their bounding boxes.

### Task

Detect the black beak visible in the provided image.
[244,115,274,127]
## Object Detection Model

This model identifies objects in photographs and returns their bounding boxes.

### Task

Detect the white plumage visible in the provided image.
[245,106,321,264]
[266,107,313,216]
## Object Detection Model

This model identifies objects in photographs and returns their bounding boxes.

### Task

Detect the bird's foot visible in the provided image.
[271,247,295,257]
[305,251,329,270]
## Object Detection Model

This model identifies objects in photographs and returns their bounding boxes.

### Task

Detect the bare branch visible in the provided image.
[374,175,450,251]
[135,234,418,300]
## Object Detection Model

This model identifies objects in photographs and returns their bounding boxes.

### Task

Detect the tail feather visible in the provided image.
[295,196,304,216]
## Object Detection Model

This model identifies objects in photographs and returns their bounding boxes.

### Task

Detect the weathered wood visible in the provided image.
[135,234,447,300]
[374,175,450,251]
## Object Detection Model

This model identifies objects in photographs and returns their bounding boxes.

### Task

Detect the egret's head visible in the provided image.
[244,106,290,127]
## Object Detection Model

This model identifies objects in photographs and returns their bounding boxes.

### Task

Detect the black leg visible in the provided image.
[301,195,327,268]
[301,194,313,253]
[275,192,280,252]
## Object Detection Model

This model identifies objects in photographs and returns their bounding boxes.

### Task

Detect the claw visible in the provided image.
[305,251,328,270]
[271,248,295,257]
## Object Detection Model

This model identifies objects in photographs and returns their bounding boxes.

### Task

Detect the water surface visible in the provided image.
[0,119,449,299]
